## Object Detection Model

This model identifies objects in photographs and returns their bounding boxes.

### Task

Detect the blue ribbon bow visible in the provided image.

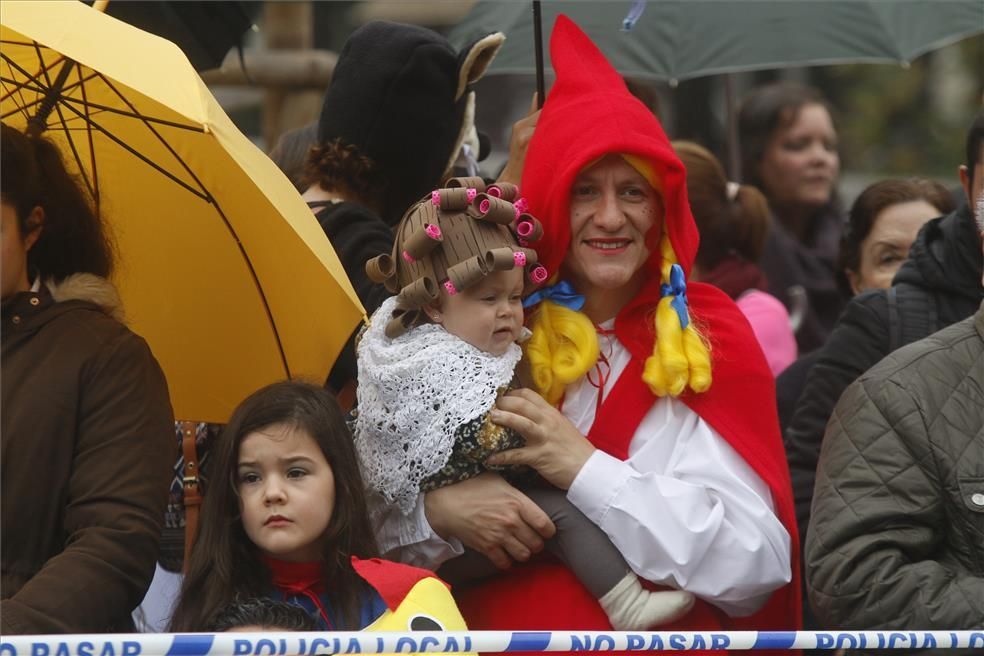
[523,280,585,311]
[660,264,690,329]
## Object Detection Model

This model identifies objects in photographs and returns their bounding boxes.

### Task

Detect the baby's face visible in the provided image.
[431,268,525,355]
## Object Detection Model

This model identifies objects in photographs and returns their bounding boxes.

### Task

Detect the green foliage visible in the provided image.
[814,37,983,179]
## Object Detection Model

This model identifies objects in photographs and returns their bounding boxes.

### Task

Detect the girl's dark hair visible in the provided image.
[674,141,771,268]
[835,177,954,296]
[301,138,386,209]
[169,380,379,632]
[269,123,319,192]
[737,82,832,191]
[207,596,318,632]
[0,123,115,282]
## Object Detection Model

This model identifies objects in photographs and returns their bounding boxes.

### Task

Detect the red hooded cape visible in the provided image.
[456,16,800,654]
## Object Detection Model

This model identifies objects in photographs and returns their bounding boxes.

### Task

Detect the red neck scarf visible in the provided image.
[262,555,332,627]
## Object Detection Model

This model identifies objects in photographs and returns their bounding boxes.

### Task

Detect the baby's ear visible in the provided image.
[423,301,442,324]
[455,32,505,101]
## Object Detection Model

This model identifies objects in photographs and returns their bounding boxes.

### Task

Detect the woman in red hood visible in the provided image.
[377,16,800,650]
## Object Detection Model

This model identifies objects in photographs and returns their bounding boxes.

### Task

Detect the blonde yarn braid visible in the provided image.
[527,300,599,405]
[642,237,712,396]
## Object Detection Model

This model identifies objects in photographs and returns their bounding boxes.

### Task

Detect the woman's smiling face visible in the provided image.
[563,155,663,304]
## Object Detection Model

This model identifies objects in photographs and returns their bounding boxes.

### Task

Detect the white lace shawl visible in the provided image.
[354,296,521,515]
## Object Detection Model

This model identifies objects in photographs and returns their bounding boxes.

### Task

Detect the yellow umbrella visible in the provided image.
[1,0,365,423]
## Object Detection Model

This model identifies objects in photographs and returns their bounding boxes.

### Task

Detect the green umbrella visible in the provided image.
[450,0,982,176]
[449,0,983,84]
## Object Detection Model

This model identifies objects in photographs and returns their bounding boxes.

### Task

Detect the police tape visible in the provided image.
[2,631,983,655]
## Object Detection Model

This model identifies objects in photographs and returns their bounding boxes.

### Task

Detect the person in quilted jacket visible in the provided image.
[786,111,984,555]
[805,194,984,650]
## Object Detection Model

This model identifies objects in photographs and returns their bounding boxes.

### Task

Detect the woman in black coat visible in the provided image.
[739,82,845,353]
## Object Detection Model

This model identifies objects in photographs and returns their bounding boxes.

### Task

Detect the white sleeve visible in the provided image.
[566,398,792,617]
[369,491,464,570]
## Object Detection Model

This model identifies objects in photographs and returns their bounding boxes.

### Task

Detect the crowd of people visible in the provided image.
[2,11,982,655]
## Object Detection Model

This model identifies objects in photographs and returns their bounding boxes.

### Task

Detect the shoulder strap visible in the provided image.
[180,421,203,574]
[887,286,902,352]
[890,283,937,351]
[916,289,946,344]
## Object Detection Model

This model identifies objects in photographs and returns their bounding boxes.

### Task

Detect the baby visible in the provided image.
[353,177,694,630]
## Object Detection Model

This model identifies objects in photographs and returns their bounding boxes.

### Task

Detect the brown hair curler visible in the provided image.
[384,307,421,339]
[445,176,487,192]
[401,223,443,263]
[366,253,395,282]
[433,186,478,211]
[366,253,399,293]
[513,214,544,242]
[485,182,518,202]
[513,247,538,268]
[469,193,517,225]
[486,247,520,272]
[444,254,489,295]
[396,276,439,308]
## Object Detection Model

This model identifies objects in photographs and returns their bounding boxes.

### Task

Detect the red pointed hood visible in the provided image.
[520,14,699,282]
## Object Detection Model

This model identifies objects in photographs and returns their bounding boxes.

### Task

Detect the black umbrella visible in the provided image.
[455,0,983,176]
[86,0,262,71]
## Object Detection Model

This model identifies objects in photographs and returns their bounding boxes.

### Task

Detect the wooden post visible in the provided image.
[200,50,336,88]
[261,1,323,149]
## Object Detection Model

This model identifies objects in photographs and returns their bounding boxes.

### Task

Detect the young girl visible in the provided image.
[168,381,469,632]
[354,178,695,630]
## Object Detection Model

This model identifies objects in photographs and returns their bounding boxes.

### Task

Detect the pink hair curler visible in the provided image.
[401,223,444,262]
[468,193,516,225]
[514,214,544,241]
[486,182,518,201]
[528,264,549,285]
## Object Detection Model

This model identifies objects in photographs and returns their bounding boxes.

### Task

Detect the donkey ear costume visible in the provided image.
[452,15,802,645]
[315,21,504,226]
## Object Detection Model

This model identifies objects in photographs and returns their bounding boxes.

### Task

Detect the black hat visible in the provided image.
[316,21,503,225]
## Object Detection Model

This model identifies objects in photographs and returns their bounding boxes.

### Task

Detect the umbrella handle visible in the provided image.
[533,1,545,109]
[92,0,110,12]
[28,59,76,137]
